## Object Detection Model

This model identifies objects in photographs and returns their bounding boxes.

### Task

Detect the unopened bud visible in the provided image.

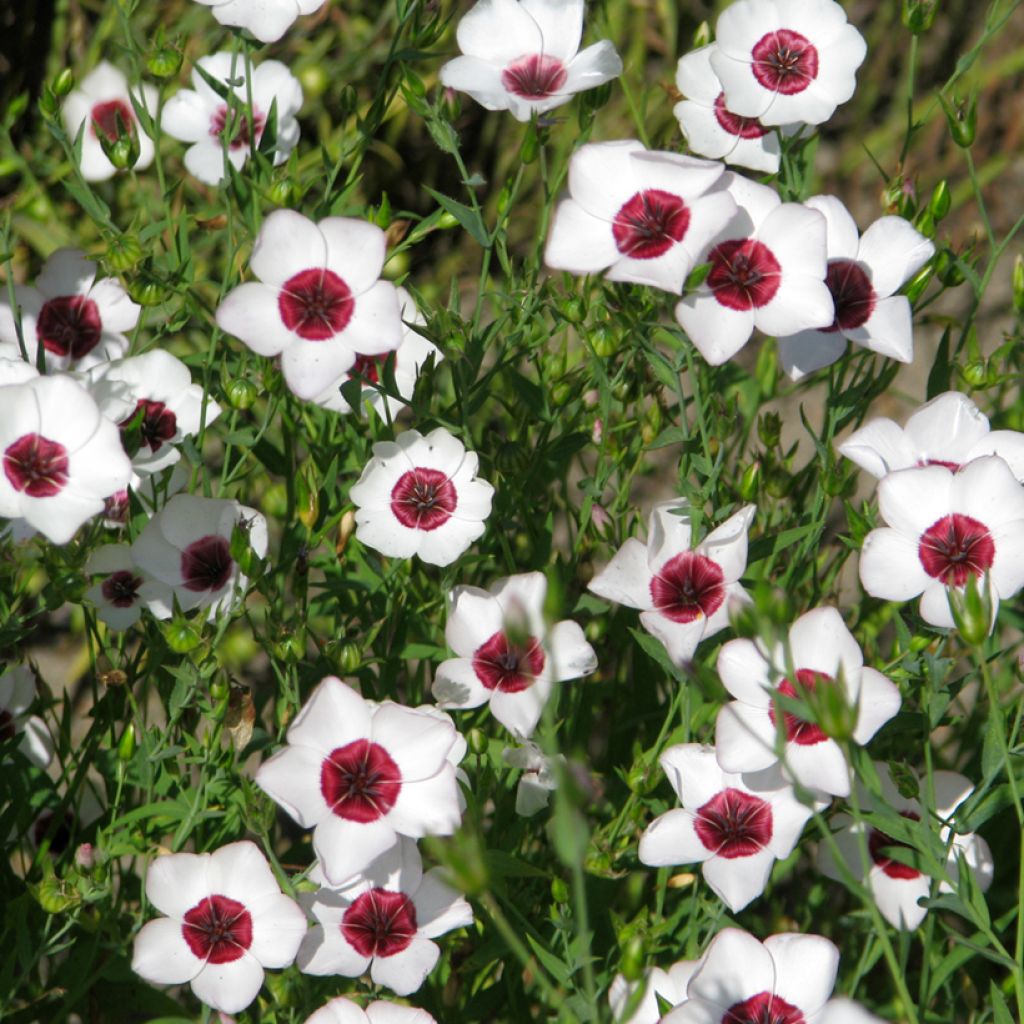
[105,234,143,272]
[928,180,951,220]
[52,69,75,98]
[75,843,96,871]
[467,728,488,757]
[590,325,619,358]
[960,359,988,389]
[902,0,940,33]
[337,641,361,675]
[903,260,934,304]
[225,378,257,410]
[620,936,645,983]
[337,508,357,557]
[117,722,136,762]
[947,573,993,646]
[940,92,977,148]
[147,43,183,79]
[692,20,713,48]
[738,461,761,501]
[1012,254,1024,315]
[164,618,202,654]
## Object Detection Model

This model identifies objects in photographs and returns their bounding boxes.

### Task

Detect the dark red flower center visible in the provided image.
[342,888,418,957]
[501,54,568,100]
[121,399,177,453]
[650,551,726,623]
[36,295,103,360]
[694,787,773,858]
[390,467,457,531]
[708,238,782,311]
[182,895,253,964]
[321,739,401,823]
[278,268,354,341]
[919,458,962,472]
[750,29,819,95]
[822,259,875,333]
[612,190,691,260]
[101,570,144,608]
[472,630,546,693]
[869,811,922,880]
[3,434,69,497]
[180,535,233,592]
[90,99,134,142]
[351,353,389,385]
[210,103,265,150]
[723,991,806,1024]
[767,669,831,746]
[713,92,769,139]
[918,513,995,587]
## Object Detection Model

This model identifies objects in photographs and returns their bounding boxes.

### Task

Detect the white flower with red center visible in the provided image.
[858,457,1024,630]
[298,836,473,996]
[162,52,303,186]
[305,997,437,1024]
[777,195,935,379]
[502,742,563,816]
[638,744,815,912]
[350,427,494,567]
[193,0,327,42]
[0,249,140,373]
[818,766,993,930]
[313,288,442,418]
[216,210,403,401]
[715,607,901,798]
[674,45,784,174]
[544,140,737,294]
[710,0,867,127]
[129,493,268,618]
[838,391,1024,483]
[432,571,597,737]
[255,676,464,886]
[0,665,53,769]
[62,62,157,181]
[659,928,839,1024]
[608,960,698,1024]
[588,500,756,666]
[438,0,622,122]
[85,543,173,629]
[674,173,832,365]
[131,840,306,1014]
[0,375,132,544]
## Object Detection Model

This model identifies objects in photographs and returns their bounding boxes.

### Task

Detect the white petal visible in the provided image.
[131,917,202,985]
[314,815,399,887]
[216,282,296,356]
[189,954,265,1014]
[765,932,839,1014]
[702,846,774,911]
[777,329,847,381]
[638,808,712,866]
[870,868,929,930]
[851,669,902,745]
[716,638,773,706]
[804,195,860,260]
[544,199,621,274]
[413,868,474,938]
[837,418,915,478]
[370,937,439,996]
[588,538,655,610]
[857,217,934,297]
[687,926,774,1006]
[251,210,328,286]
[715,702,778,774]
[248,892,307,968]
[849,296,914,362]
[144,851,211,919]
[545,620,597,681]
[858,528,931,600]
[877,465,953,537]
[455,0,545,63]
[676,293,756,366]
[371,702,454,782]
[288,676,372,757]
[432,658,491,710]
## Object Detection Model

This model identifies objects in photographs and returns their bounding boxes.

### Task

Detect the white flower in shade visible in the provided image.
[608,960,698,1024]
[439,0,622,122]
[710,0,867,127]
[0,665,53,768]
[715,606,901,797]
[193,0,327,43]
[821,999,886,1024]
[0,249,140,372]
[674,45,783,173]
[675,173,832,365]
[85,543,174,629]
[588,500,756,666]
[818,765,993,931]
[660,928,839,1024]
[131,841,306,1015]
[350,427,494,567]
[0,375,132,544]
[313,288,442,418]
[0,354,39,384]
[216,210,403,401]
[638,744,815,912]
[777,196,935,379]
[255,677,464,886]
[544,140,736,294]
[298,837,473,996]
[432,571,597,737]
[305,996,437,1024]
[838,391,1024,483]
[502,742,563,816]
[62,62,157,181]
[130,494,268,618]
[162,52,303,186]
[858,457,1024,630]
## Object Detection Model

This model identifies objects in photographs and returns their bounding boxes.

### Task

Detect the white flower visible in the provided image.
[711,0,867,127]
[131,841,306,1015]
[544,140,736,294]
[130,494,268,618]
[298,837,473,996]
[820,999,887,1024]
[674,45,783,173]
[0,354,40,385]
[216,210,403,401]
[433,571,597,737]
[661,928,839,1024]
[0,249,140,372]
[305,996,437,1024]
[858,457,1024,630]
[350,427,494,567]
[608,960,698,1024]
[313,288,442,418]
[675,173,833,365]
[818,765,993,931]
[588,500,756,666]
[838,391,1024,483]
[777,195,935,379]
[255,677,464,886]
[638,744,815,912]
[439,0,622,122]
[0,665,53,768]
[0,375,132,544]
[85,543,174,629]
[62,62,157,181]
[715,606,901,797]
[162,52,303,186]
[502,742,563,816]
[192,0,328,43]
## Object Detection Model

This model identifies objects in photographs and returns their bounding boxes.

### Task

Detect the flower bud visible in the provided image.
[52,69,75,98]
[75,843,96,871]
[299,65,329,100]
[882,174,916,217]
[336,641,362,675]
[960,359,988,390]
[336,508,357,557]
[225,378,257,410]
[590,325,619,358]
[755,342,777,398]
[901,0,939,33]
[940,92,977,148]
[127,275,168,307]
[693,20,713,48]
[903,260,934,304]
[295,469,319,530]
[267,178,300,207]
[684,261,711,290]
[164,618,202,654]
[912,208,935,240]
[757,411,782,448]
[738,461,761,501]
[929,180,951,221]
[947,573,993,645]
[619,935,645,983]
[467,728,488,757]
[519,126,540,165]
[550,877,569,904]
[147,42,183,79]
[117,722,136,762]
[33,877,79,914]
[104,234,143,272]
[1013,254,1024,316]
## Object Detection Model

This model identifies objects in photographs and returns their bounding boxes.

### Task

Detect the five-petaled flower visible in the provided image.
[85,542,174,630]
[608,960,698,1024]
[192,0,328,43]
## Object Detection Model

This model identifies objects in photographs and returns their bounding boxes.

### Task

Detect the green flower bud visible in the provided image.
[960,359,988,389]
[104,235,143,273]
[52,69,75,98]
[758,411,782,448]
[590,325,619,358]
[620,935,645,983]
[940,92,977,148]
[33,877,79,914]
[1012,254,1024,316]
[127,276,168,307]
[519,127,540,165]
[550,381,573,407]
[467,728,488,757]
[164,618,202,654]
[147,43,183,79]
[336,641,362,675]
[117,723,136,762]
[947,573,993,646]
[929,180,951,221]
[903,260,934,304]
[901,0,940,33]
[298,64,328,100]
[550,877,569,904]
[267,178,300,207]
[225,378,258,410]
